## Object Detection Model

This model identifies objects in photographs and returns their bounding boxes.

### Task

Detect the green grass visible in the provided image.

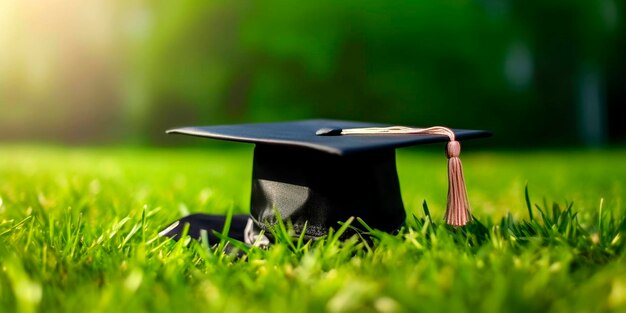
[1,146,625,313]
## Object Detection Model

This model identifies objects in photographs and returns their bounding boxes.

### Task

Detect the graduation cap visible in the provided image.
[160,119,490,246]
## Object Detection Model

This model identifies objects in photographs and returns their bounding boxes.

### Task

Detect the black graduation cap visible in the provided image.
[159,119,490,246]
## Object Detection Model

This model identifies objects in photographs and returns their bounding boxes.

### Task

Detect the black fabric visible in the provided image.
[160,214,249,244]
[167,119,490,156]
[250,144,405,238]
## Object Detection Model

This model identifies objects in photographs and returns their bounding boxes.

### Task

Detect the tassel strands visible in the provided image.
[445,141,471,226]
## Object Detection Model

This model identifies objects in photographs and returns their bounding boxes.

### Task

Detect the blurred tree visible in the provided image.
[133,0,521,144]
[131,0,624,146]
[1,0,623,146]
[510,0,619,146]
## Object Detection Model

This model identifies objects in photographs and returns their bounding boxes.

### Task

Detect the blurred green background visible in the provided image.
[0,0,624,147]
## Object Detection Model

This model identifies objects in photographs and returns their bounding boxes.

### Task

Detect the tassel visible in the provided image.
[316,125,472,226]
[444,141,471,226]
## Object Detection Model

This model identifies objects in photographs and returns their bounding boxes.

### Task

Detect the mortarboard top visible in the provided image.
[165,119,488,156]
[160,119,490,246]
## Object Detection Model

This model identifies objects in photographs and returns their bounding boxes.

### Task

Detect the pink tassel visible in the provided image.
[444,141,471,226]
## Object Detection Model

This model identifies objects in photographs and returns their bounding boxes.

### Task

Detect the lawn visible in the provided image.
[1,145,625,313]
